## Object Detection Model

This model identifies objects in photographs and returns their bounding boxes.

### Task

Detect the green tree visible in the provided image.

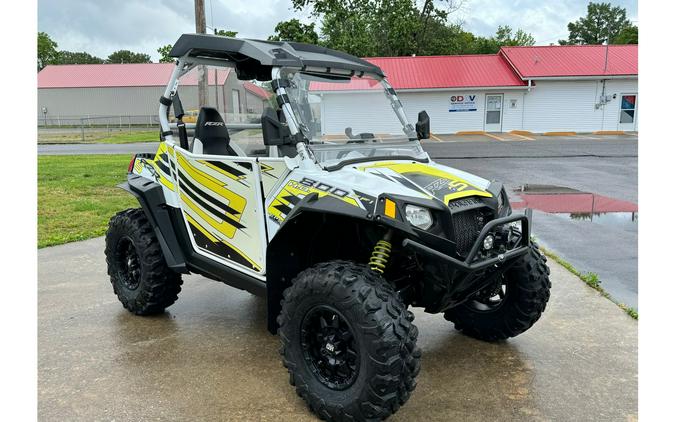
[495,25,535,47]
[38,32,58,71]
[54,51,104,65]
[157,44,173,63]
[106,50,151,64]
[613,25,638,44]
[559,2,633,45]
[268,18,319,44]
[290,0,463,57]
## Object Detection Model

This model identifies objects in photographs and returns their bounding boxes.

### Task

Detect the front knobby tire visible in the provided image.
[444,243,551,342]
[105,208,183,315]
[278,261,421,421]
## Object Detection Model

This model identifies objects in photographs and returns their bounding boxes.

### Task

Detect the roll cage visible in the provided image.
[158,34,417,163]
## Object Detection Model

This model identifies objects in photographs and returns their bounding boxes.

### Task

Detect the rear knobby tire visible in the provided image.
[278,261,421,421]
[444,243,551,342]
[105,208,182,315]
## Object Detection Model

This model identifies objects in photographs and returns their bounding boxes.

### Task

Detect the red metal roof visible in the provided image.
[374,55,526,89]
[311,55,526,91]
[243,81,272,99]
[38,63,231,88]
[38,45,638,90]
[500,45,637,79]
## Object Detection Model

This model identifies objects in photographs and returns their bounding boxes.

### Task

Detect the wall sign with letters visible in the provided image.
[449,95,477,112]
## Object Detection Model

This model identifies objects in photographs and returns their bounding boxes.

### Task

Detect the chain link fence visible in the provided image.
[37,115,159,144]
[37,113,262,144]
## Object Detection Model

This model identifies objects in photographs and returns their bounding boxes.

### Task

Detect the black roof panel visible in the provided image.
[169,34,384,79]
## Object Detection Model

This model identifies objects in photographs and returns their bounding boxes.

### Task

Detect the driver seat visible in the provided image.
[192,107,236,155]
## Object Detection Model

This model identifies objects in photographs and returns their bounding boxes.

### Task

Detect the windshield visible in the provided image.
[281,70,421,165]
[282,70,413,141]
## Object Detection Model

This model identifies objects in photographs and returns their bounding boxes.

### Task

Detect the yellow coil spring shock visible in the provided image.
[369,239,392,274]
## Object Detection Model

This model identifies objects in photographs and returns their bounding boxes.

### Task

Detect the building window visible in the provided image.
[620,95,636,123]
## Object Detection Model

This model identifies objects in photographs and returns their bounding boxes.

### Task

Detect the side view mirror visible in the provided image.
[416,110,430,140]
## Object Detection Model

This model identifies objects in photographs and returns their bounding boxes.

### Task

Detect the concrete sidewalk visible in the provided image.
[39,237,637,421]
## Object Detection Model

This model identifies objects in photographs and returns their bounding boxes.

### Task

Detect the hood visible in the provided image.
[356,161,492,204]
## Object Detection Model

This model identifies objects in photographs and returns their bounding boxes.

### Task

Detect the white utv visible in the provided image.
[105,34,551,421]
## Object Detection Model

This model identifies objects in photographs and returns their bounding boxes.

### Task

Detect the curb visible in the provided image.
[593,130,625,135]
[543,131,577,136]
[455,131,486,135]
[509,130,534,136]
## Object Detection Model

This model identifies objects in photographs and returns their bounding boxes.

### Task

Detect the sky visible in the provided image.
[38,0,637,62]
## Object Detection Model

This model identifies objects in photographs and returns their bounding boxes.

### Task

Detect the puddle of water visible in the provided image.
[514,184,583,194]
[511,184,638,228]
[558,212,638,230]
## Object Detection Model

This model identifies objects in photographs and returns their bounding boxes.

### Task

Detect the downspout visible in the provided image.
[600,79,607,131]
[522,79,532,130]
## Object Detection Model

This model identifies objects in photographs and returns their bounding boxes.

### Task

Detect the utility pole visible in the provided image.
[603,39,610,73]
[195,0,208,108]
[214,28,220,112]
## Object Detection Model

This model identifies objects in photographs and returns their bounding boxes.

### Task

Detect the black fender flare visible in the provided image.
[118,174,188,272]
[265,193,396,333]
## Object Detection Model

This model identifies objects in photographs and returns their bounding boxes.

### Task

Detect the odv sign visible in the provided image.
[449,94,477,112]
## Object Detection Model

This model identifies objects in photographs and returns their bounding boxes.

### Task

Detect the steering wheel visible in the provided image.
[345,127,377,144]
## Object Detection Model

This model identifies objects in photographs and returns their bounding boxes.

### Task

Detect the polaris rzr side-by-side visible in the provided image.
[105,34,551,421]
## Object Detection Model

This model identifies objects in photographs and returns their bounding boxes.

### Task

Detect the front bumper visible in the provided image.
[400,210,532,313]
[402,211,531,272]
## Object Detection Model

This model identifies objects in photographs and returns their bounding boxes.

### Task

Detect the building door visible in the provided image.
[618,94,637,131]
[484,94,503,132]
[232,89,241,115]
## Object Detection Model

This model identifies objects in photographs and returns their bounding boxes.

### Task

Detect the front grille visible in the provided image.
[451,209,483,257]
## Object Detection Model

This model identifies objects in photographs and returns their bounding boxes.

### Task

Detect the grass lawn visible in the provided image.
[38,130,158,145]
[38,155,138,248]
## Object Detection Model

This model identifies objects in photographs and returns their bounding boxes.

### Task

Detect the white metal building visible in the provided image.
[37,63,271,125]
[317,45,637,134]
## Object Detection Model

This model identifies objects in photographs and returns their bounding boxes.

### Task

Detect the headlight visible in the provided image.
[405,205,433,230]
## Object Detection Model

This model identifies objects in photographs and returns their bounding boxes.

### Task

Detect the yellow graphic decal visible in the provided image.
[358,161,492,202]
[176,156,247,237]
[184,213,261,272]
[268,179,359,223]
[199,160,246,182]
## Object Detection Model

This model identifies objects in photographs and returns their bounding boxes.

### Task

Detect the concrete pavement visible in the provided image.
[432,139,638,309]
[39,237,637,421]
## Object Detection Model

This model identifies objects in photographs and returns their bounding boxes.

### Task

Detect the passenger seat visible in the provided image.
[192,107,236,156]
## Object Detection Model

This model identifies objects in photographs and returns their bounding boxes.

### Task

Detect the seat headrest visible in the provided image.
[195,107,229,141]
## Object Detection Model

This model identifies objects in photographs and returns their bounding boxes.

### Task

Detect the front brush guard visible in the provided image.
[402,211,531,272]
[401,211,532,313]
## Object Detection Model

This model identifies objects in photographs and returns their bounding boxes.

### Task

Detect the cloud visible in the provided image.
[38,0,637,61]
[455,0,637,44]
[38,0,310,61]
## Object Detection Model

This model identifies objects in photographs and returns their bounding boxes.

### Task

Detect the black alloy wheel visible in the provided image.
[115,236,141,290]
[300,305,360,390]
[469,276,507,312]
